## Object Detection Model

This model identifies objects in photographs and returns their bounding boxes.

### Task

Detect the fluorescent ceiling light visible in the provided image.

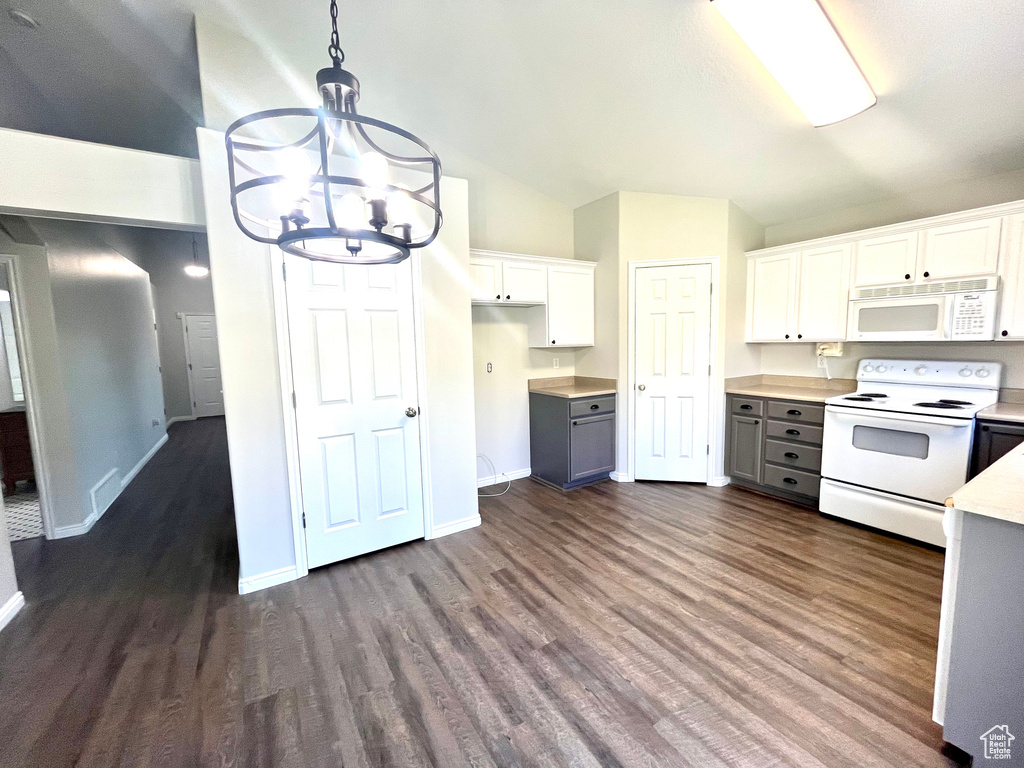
[712,0,876,126]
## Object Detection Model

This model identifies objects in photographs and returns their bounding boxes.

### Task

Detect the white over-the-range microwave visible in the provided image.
[846,277,999,342]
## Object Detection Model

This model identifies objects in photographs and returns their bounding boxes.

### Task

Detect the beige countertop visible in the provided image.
[724,383,856,403]
[978,403,1024,424]
[947,442,1024,526]
[528,376,617,399]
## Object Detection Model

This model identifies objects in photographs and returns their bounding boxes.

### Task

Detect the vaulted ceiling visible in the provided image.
[3,0,1023,225]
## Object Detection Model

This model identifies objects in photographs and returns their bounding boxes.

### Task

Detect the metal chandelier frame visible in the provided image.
[224,1,443,265]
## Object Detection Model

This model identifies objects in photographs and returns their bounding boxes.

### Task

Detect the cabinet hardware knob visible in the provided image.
[797,334,803,339]
[496,294,500,299]
[784,334,790,339]
[923,271,930,278]
[1003,330,1009,337]
[787,409,802,416]
[552,340,556,344]
[590,404,599,410]
[905,274,911,280]
[405,406,418,418]
[506,294,510,300]
[784,452,799,459]
[572,421,578,426]
[638,384,646,391]
[783,477,798,485]
[786,429,800,435]
[982,425,990,432]
[740,404,753,410]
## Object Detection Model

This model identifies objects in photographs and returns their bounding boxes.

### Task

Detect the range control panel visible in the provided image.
[858,359,1003,389]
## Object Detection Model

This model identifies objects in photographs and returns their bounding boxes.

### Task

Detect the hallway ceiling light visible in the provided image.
[711,0,876,127]
[225,0,442,265]
[185,234,209,278]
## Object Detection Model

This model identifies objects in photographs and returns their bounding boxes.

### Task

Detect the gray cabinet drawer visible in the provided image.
[763,464,821,499]
[767,401,824,425]
[569,395,615,417]
[765,439,821,472]
[766,420,823,446]
[731,397,764,417]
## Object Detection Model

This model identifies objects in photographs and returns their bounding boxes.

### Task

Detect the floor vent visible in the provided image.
[90,468,122,520]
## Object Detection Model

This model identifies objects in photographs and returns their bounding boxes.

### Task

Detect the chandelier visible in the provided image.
[225,0,442,265]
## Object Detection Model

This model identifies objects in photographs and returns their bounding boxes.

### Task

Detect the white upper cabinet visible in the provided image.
[998,214,1024,340]
[501,260,547,304]
[918,217,1002,282]
[469,257,503,302]
[797,243,851,341]
[539,264,595,347]
[747,252,797,342]
[852,232,919,288]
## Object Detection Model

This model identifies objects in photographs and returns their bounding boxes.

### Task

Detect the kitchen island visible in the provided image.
[934,441,1024,765]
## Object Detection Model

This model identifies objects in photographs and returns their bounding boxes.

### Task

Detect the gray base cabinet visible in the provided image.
[530,393,615,490]
[724,394,824,506]
[970,418,1024,478]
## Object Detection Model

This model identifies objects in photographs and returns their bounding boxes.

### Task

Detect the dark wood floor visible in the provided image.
[0,417,963,767]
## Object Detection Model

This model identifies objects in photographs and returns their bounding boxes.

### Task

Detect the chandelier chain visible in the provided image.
[328,0,344,66]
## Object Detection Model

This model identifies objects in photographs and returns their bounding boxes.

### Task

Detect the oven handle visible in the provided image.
[825,405,973,428]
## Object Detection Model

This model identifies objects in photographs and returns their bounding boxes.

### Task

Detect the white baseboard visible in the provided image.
[53,433,169,540]
[476,467,531,488]
[430,514,482,539]
[708,475,731,487]
[0,591,25,633]
[166,415,196,426]
[238,565,300,595]
[610,471,632,483]
[122,433,169,489]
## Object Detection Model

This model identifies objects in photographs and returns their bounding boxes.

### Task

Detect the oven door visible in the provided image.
[846,295,952,342]
[821,406,973,504]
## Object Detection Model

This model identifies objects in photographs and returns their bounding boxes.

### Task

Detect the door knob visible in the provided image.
[637,384,646,391]
[405,407,418,418]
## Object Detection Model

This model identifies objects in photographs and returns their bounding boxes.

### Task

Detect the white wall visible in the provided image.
[31,220,167,532]
[96,226,216,419]
[472,306,574,483]
[574,193,621,381]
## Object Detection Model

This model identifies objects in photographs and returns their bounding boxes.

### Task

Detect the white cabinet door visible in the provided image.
[797,244,851,341]
[501,260,547,304]
[285,256,425,569]
[546,264,594,346]
[919,217,1002,282]
[469,258,502,302]
[998,214,1024,340]
[747,252,797,342]
[634,264,712,482]
[853,232,919,288]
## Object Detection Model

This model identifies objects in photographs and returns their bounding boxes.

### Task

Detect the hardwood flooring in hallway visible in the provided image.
[0,417,964,766]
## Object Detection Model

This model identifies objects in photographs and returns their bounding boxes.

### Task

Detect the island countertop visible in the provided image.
[946,441,1024,526]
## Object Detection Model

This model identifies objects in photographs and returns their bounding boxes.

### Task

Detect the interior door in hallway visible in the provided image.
[185,314,225,418]
[285,255,424,569]
[634,263,713,482]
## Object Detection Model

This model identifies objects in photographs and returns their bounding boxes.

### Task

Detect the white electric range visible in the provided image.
[819,359,1002,547]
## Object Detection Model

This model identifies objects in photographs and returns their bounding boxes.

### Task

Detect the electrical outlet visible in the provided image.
[553,358,559,369]
[817,356,827,368]
[152,419,161,427]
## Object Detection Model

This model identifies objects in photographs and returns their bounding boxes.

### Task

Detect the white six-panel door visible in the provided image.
[634,264,713,482]
[184,314,225,418]
[285,255,425,569]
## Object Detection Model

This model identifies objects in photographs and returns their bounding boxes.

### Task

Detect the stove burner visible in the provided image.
[939,399,973,406]
[844,396,875,401]
[914,402,965,409]
[858,393,888,398]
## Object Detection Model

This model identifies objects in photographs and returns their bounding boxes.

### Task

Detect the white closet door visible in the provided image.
[185,315,225,417]
[634,264,713,482]
[285,255,424,569]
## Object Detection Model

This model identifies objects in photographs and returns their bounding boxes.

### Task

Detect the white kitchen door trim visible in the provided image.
[626,257,722,485]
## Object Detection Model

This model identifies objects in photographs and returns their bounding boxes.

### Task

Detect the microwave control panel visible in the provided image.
[950,291,997,340]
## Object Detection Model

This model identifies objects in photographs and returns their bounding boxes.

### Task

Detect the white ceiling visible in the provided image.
[3,0,1024,225]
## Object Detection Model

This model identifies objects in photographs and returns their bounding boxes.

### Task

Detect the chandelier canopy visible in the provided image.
[225,0,442,265]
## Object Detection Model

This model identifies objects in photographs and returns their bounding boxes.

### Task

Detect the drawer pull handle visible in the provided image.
[786,429,800,436]
[981,425,990,432]
[787,409,802,416]
[740,404,753,410]
[572,421,578,427]
[783,477,798,485]
[590,404,600,410]
[784,452,799,459]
